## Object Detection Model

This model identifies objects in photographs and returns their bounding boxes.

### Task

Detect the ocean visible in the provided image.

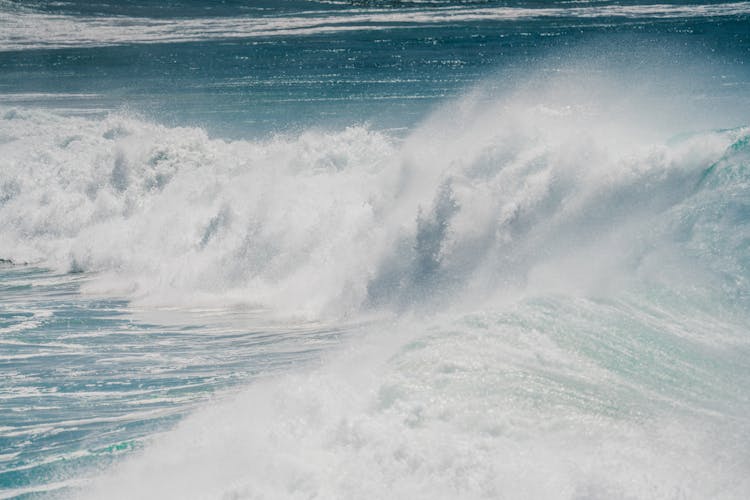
[1,1,750,498]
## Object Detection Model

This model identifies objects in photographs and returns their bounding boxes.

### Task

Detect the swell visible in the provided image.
[1,1,750,51]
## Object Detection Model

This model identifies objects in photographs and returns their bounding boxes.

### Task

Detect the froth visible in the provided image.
[3,2,750,51]
[1,73,748,317]
[79,304,750,499]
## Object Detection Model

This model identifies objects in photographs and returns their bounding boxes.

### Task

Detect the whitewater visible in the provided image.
[1,1,750,499]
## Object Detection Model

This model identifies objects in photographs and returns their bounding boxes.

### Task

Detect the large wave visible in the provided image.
[3,66,750,498]
[2,70,749,318]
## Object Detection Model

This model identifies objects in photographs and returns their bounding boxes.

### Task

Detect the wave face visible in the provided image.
[80,303,750,499]
[3,62,750,498]
[66,75,750,497]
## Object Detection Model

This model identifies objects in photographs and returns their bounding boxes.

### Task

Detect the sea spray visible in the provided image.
[3,66,750,499]
[2,72,749,316]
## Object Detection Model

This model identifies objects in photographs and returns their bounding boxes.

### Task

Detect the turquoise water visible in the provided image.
[0,265,344,497]
[2,1,750,498]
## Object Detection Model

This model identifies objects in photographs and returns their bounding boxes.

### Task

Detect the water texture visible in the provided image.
[1,1,750,498]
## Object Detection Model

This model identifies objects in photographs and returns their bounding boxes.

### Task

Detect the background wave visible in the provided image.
[2,1,750,51]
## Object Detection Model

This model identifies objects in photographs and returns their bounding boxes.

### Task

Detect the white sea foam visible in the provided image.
[1,2,749,51]
[1,69,748,318]
[2,61,749,499]
[78,304,750,500]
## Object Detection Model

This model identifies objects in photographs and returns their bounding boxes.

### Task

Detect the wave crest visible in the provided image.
[1,85,748,315]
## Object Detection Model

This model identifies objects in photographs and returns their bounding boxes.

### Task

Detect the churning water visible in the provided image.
[1,1,750,498]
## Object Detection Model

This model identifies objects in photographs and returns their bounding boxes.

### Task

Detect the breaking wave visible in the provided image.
[2,69,750,319]
[3,62,750,500]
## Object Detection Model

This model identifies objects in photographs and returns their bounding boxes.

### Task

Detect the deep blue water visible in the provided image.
[1,1,749,135]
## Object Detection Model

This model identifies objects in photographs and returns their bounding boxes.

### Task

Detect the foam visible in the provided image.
[1,2,749,51]
[3,62,750,499]
[79,305,750,499]
[1,69,749,318]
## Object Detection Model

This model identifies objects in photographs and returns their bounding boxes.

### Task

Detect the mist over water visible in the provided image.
[3,60,748,314]
[1,1,750,499]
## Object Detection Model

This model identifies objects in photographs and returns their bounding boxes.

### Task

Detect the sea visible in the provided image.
[1,1,750,498]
